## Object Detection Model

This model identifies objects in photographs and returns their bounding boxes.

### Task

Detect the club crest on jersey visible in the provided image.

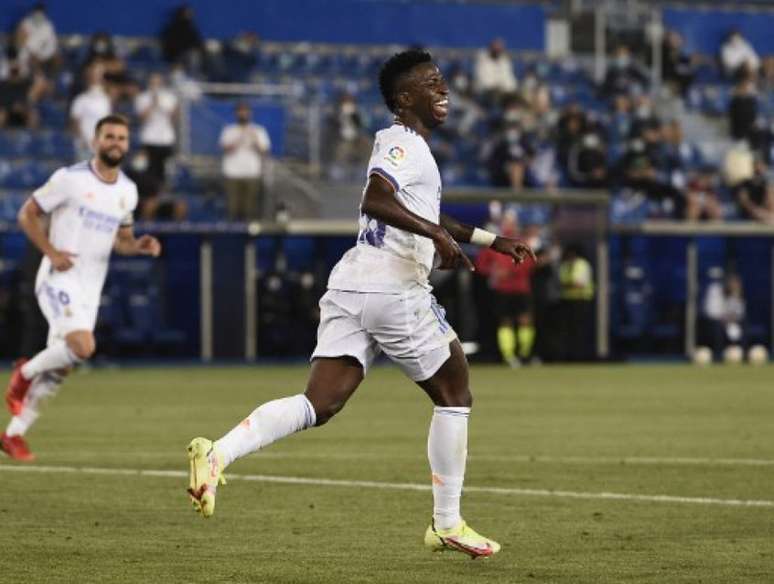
[384,145,406,168]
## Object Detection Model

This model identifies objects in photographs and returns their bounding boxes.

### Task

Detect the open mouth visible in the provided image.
[432,98,449,120]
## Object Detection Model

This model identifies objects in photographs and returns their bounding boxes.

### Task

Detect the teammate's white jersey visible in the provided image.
[32,160,138,305]
[327,123,442,293]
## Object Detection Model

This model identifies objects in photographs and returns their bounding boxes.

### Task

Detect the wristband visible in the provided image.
[470,227,497,247]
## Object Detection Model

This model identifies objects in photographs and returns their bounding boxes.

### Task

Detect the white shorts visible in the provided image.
[311,289,457,382]
[36,273,99,346]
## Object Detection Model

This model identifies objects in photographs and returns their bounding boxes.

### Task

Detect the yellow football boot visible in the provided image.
[424,520,501,559]
[186,437,226,518]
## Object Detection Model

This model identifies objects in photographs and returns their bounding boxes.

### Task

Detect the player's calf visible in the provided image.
[65,331,96,361]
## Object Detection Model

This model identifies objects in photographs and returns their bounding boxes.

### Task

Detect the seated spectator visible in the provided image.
[473,38,517,104]
[161,4,205,69]
[684,165,723,222]
[702,271,746,359]
[720,30,760,80]
[80,32,137,101]
[14,3,59,74]
[568,131,608,188]
[661,30,694,96]
[125,149,187,221]
[486,119,531,188]
[601,45,648,100]
[728,72,758,144]
[556,103,588,171]
[446,65,484,136]
[733,157,774,223]
[0,58,47,129]
[135,72,179,182]
[70,64,112,159]
[220,102,272,220]
[327,93,370,173]
[222,32,260,83]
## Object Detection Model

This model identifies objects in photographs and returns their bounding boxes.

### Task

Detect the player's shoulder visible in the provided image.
[373,124,427,164]
[117,170,139,194]
[375,123,424,146]
[49,161,89,184]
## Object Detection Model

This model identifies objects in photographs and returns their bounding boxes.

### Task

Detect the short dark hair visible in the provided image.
[379,49,433,114]
[94,114,129,135]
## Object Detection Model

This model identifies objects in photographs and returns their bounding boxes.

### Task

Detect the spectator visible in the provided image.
[14,3,58,74]
[568,131,608,188]
[661,30,694,96]
[530,244,562,362]
[220,102,272,221]
[601,45,648,100]
[0,58,46,129]
[70,64,111,159]
[486,119,531,188]
[556,103,588,172]
[475,210,535,367]
[684,165,723,222]
[733,158,774,224]
[81,32,137,101]
[728,72,758,144]
[558,244,594,361]
[702,271,746,359]
[161,4,205,69]
[328,93,370,172]
[125,149,187,221]
[222,32,260,83]
[720,30,760,80]
[473,38,517,104]
[135,72,179,182]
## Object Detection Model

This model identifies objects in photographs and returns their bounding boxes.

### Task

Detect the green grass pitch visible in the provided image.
[1,364,773,583]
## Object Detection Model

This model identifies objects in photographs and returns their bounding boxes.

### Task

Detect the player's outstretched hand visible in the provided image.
[137,234,162,257]
[492,236,536,265]
[48,249,77,271]
[433,227,475,271]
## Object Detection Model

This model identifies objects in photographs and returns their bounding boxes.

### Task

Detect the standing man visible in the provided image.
[219,102,271,220]
[70,64,111,161]
[135,72,179,183]
[2,115,162,461]
[187,50,534,558]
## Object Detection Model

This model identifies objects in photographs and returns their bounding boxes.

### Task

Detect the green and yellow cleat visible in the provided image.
[424,520,501,559]
[186,437,226,518]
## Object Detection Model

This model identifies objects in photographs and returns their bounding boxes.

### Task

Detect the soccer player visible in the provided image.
[2,114,161,461]
[187,50,533,558]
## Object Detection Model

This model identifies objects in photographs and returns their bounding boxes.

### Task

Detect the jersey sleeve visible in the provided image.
[120,184,139,227]
[31,168,70,213]
[368,134,421,193]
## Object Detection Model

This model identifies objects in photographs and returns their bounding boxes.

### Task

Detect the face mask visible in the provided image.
[132,155,148,172]
[453,75,468,92]
[506,129,521,143]
[95,40,108,53]
[615,56,630,68]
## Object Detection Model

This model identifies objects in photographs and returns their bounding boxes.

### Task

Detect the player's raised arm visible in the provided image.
[17,196,76,271]
[113,225,162,257]
[362,173,473,270]
[440,212,535,264]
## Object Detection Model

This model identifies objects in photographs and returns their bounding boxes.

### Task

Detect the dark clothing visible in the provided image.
[142,145,174,183]
[601,63,649,99]
[662,45,694,95]
[530,263,562,362]
[161,10,204,64]
[733,176,768,219]
[487,138,530,187]
[729,92,758,142]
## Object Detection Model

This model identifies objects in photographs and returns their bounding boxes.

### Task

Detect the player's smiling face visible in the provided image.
[404,62,449,128]
[94,123,130,167]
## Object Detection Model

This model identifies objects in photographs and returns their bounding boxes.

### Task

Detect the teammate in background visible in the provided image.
[187,50,534,558]
[2,115,162,461]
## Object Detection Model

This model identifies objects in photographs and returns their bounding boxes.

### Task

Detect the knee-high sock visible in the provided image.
[497,326,516,362]
[5,371,65,437]
[428,406,470,530]
[517,325,535,359]
[21,342,81,380]
[214,394,316,468]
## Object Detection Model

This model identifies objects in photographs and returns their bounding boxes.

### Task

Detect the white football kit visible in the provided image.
[312,124,457,381]
[32,160,138,343]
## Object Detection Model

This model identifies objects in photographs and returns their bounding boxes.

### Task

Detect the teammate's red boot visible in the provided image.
[5,358,31,416]
[0,433,35,462]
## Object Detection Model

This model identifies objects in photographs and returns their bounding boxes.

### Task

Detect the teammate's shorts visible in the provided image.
[311,289,458,382]
[36,273,99,345]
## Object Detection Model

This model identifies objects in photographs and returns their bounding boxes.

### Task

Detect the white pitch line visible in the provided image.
[1,463,773,509]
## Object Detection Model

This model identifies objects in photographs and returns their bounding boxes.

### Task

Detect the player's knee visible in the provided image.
[66,335,96,361]
[435,386,473,408]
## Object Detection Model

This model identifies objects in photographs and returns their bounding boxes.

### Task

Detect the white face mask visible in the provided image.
[132,155,149,172]
[506,128,521,143]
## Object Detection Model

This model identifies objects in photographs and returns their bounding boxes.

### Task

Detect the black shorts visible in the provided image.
[493,292,531,321]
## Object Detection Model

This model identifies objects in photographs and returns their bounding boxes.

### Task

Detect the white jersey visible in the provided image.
[33,160,138,305]
[327,124,442,293]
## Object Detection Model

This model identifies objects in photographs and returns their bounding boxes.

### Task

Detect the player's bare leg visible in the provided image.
[187,356,363,517]
[417,340,501,558]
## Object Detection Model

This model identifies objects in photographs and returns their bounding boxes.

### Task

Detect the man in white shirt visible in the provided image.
[70,64,112,160]
[135,72,179,182]
[2,115,161,462]
[219,103,271,220]
[15,3,58,72]
[187,50,534,559]
[721,30,760,79]
[473,38,518,103]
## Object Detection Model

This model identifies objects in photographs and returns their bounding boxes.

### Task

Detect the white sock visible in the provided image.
[428,406,470,530]
[21,342,81,380]
[5,371,64,437]
[214,394,316,468]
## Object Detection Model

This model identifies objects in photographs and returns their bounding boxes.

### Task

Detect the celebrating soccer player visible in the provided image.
[3,115,162,461]
[187,50,533,558]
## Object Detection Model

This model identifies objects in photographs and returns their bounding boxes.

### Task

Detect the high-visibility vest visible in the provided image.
[559,258,594,300]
